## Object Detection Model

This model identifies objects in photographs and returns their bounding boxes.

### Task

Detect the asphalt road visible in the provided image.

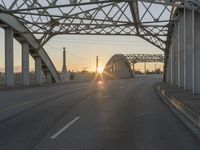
[0,75,200,150]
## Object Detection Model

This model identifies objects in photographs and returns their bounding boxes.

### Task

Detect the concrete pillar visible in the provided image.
[167,46,171,83]
[35,56,42,85]
[167,58,171,82]
[178,10,184,88]
[170,44,173,85]
[193,11,200,93]
[5,28,14,87]
[22,42,30,86]
[170,33,177,85]
[171,26,178,86]
[184,9,193,90]
[46,72,52,84]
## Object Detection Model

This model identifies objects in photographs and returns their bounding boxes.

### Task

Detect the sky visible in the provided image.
[0,28,164,73]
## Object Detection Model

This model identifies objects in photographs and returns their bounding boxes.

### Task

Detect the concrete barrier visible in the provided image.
[155,83,200,139]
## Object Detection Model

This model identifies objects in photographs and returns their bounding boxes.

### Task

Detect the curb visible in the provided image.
[155,83,200,140]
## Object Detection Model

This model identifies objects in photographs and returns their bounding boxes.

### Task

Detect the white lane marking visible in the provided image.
[50,116,80,139]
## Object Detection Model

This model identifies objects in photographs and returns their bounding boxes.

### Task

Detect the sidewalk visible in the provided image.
[155,82,200,139]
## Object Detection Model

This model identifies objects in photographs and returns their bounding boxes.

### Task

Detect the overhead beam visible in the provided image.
[129,1,140,35]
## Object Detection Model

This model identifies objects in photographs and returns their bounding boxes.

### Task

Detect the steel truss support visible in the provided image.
[0,0,183,51]
[0,5,60,84]
[125,54,164,65]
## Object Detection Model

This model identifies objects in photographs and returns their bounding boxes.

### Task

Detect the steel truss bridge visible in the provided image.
[0,0,200,90]
[103,54,164,79]
[1,0,195,50]
[125,54,164,64]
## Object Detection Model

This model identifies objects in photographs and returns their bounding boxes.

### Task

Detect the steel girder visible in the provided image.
[125,54,164,65]
[0,0,195,51]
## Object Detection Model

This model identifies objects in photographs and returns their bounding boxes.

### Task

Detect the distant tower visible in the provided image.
[62,47,67,72]
[96,56,98,73]
[61,47,70,82]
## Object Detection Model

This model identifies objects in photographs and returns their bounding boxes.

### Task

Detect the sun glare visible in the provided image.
[97,66,104,74]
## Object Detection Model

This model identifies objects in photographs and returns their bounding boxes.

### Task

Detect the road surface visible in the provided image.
[0,76,200,150]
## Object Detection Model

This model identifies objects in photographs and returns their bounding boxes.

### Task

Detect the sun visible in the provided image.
[97,66,104,74]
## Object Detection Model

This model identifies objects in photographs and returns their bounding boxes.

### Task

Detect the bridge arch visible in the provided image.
[104,54,164,79]
[103,54,133,79]
[0,5,60,86]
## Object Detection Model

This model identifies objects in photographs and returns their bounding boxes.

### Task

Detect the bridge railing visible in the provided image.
[0,74,47,86]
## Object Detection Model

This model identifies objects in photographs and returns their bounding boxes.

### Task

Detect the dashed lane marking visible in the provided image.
[50,116,80,139]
